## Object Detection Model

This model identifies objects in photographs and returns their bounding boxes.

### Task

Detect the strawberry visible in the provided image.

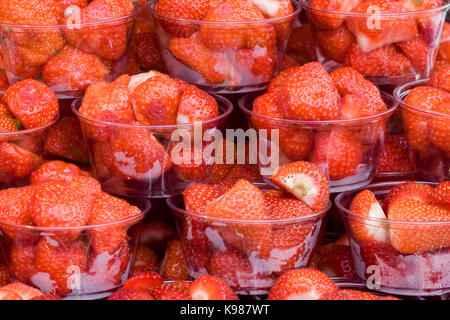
[429,102,450,154]
[0,103,9,118]
[235,47,276,79]
[389,199,450,254]
[134,32,164,70]
[329,67,387,114]
[205,179,273,258]
[160,239,190,281]
[310,243,356,278]
[346,0,418,52]
[88,191,141,254]
[189,275,239,300]
[42,46,110,93]
[397,35,432,74]
[321,289,392,300]
[285,26,317,64]
[0,283,42,300]
[122,271,164,292]
[0,46,42,81]
[340,95,374,120]
[108,288,155,300]
[270,161,330,211]
[402,86,449,151]
[311,130,364,180]
[0,115,19,133]
[316,26,355,63]
[34,238,87,295]
[43,118,89,164]
[62,0,135,60]
[376,134,414,174]
[280,62,340,121]
[8,244,38,283]
[0,142,40,183]
[382,182,434,212]
[183,184,220,215]
[170,281,192,291]
[152,284,191,300]
[251,91,283,132]
[266,67,299,93]
[32,294,62,300]
[431,181,450,210]
[176,85,218,125]
[0,289,22,300]
[155,0,210,37]
[0,187,34,241]
[279,128,315,162]
[433,59,450,72]
[267,269,338,300]
[345,44,412,77]
[0,265,10,287]
[2,79,58,129]
[169,33,227,84]
[30,160,81,185]
[308,0,361,29]
[428,66,450,91]
[109,127,172,181]
[133,245,160,273]
[349,189,388,243]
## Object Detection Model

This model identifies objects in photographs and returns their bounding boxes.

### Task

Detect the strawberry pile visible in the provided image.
[0,160,145,296]
[400,73,450,181]
[304,0,447,83]
[0,0,136,94]
[150,0,296,90]
[76,71,224,197]
[249,62,391,184]
[175,161,330,293]
[0,79,59,185]
[344,181,450,292]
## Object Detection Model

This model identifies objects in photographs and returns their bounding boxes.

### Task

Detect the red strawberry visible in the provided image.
[433,59,450,72]
[42,46,110,93]
[431,181,450,210]
[62,0,135,60]
[0,46,42,82]
[376,134,414,174]
[279,128,315,162]
[34,238,87,295]
[2,79,58,129]
[0,283,42,300]
[280,62,340,121]
[131,73,182,126]
[429,102,450,154]
[235,47,276,79]
[402,86,449,151]
[183,184,220,215]
[310,243,356,278]
[169,141,212,182]
[30,160,81,185]
[31,294,62,300]
[382,182,434,212]
[346,0,418,52]
[171,281,192,291]
[134,32,164,70]
[168,33,227,84]
[349,189,388,243]
[153,283,191,300]
[43,118,89,164]
[270,161,330,211]
[0,115,19,133]
[88,191,141,254]
[321,289,391,300]
[428,66,450,91]
[251,91,283,132]
[345,44,412,77]
[389,199,450,254]
[316,26,355,63]
[8,244,38,283]
[122,271,164,292]
[340,94,375,120]
[189,275,239,300]
[0,142,40,183]
[311,129,364,181]
[177,85,218,125]
[108,288,155,300]
[308,0,361,29]
[160,239,191,281]
[267,269,338,300]
[133,245,160,273]
[397,35,432,74]
[286,26,317,64]
[205,179,273,258]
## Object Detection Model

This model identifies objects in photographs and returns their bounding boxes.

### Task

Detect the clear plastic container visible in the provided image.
[0,117,58,188]
[335,181,449,297]
[394,79,450,182]
[167,194,329,295]
[72,95,233,198]
[300,0,450,85]
[0,4,140,97]
[147,0,300,94]
[239,93,398,193]
[0,200,150,300]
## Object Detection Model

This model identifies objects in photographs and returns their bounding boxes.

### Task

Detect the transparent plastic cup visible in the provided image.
[0,199,149,300]
[72,95,233,198]
[0,4,140,97]
[167,194,329,295]
[300,0,450,85]
[147,0,300,94]
[0,117,58,188]
[394,79,450,182]
[335,181,450,297]
[238,93,398,193]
